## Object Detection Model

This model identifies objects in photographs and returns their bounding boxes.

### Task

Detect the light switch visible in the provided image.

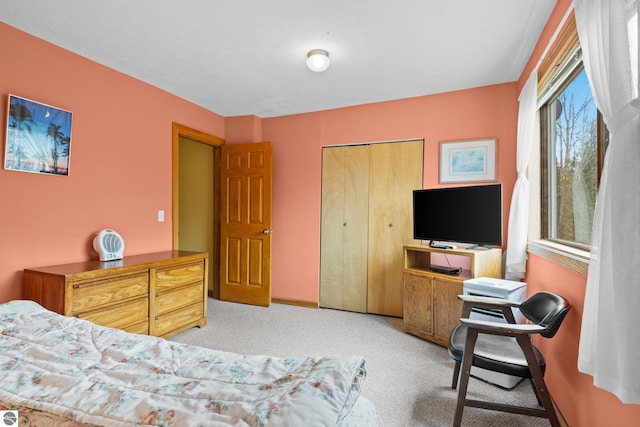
[158,210,165,222]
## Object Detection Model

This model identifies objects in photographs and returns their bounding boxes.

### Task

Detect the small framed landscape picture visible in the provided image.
[4,94,73,176]
[439,138,496,183]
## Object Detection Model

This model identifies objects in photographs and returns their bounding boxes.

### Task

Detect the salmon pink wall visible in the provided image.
[3,4,637,424]
[0,23,225,302]
[520,0,640,425]
[527,255,639,426]
[263,84,519,303]
[225,115,263,143]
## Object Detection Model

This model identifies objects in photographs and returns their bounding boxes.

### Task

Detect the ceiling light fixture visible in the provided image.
[306,49,330,72]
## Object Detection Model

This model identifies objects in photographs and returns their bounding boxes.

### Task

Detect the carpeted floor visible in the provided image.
[170,298,551,426]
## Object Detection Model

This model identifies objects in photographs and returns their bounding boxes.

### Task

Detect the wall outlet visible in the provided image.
[158,210,165,222]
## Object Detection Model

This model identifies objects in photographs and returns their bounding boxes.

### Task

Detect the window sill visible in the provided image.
[527,240,589,275]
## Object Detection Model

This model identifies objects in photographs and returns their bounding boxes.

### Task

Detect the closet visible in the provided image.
[320,139,423,317]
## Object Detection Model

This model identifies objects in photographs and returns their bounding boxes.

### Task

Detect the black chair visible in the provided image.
[448,292,571,427]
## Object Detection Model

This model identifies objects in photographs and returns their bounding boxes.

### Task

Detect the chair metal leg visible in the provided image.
[453,329,479,427]
[451,361,461,389]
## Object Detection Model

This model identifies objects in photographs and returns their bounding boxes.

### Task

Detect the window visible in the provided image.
[537,15,608,251]
[541,65,605,248]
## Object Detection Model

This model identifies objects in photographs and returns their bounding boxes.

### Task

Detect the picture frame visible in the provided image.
[439,138,497,183]
[4,94,73,176]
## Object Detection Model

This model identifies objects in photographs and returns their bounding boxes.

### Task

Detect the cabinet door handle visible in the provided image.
[389,223,394,227]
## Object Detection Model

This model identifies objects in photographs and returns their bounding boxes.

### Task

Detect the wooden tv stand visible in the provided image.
[23,250,208,339]
[403,244,502,347]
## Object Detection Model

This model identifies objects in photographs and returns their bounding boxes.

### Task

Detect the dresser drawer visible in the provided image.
[155,261,204,292]
[154,302,203,337]
[72,272,149,312]
[77,297,149,330]
[123,320,150,335]
[155,282,204,316]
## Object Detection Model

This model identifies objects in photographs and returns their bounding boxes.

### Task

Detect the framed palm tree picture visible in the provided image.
[4,94,73,176]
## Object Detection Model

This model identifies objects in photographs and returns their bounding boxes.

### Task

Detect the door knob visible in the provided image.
[262,229,272,235]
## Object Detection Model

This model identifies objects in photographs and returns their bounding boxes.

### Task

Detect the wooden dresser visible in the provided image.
[23,250,208,338]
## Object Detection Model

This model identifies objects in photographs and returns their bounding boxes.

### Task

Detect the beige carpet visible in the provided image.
[170,298,551,426]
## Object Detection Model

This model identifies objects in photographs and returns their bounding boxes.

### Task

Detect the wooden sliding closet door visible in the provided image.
[367,140,423,317]
[320,140,423,317]
[320,145,369,312]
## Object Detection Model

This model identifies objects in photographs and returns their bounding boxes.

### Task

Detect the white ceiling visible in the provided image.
[0,0,556,118]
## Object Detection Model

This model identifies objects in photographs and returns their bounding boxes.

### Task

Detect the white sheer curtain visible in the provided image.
[576,0,640,404]
[505,72,538,281]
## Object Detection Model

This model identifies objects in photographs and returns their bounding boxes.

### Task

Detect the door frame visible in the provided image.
[172,122,225,296]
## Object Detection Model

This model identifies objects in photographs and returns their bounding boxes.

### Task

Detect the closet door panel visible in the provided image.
[320,148,344,309]
[367,140,423,316]
[320,145,369,312]
[342,146,369,311]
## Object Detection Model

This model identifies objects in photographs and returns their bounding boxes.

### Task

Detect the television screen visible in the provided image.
[412,184,502,247]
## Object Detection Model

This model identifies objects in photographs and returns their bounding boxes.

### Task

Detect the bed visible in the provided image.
[0,300,380,426]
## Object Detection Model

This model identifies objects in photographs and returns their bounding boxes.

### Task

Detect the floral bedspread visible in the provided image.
[0,300,369,427]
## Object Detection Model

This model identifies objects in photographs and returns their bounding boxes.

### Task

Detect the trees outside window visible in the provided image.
[541,63,607,249]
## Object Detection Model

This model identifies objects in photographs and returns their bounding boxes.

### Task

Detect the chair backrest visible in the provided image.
[519,292,571,338]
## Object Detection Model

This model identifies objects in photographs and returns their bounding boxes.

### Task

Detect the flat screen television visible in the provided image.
[412,184,502,248]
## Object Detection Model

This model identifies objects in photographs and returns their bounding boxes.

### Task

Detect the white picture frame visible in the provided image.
[439,138,497,183]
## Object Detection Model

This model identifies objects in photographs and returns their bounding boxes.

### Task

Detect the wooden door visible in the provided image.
[403,272,434,339]
[320,145,369,312]
[367,140,423,316]
[434,277,464,345]
[220,142,273,306]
